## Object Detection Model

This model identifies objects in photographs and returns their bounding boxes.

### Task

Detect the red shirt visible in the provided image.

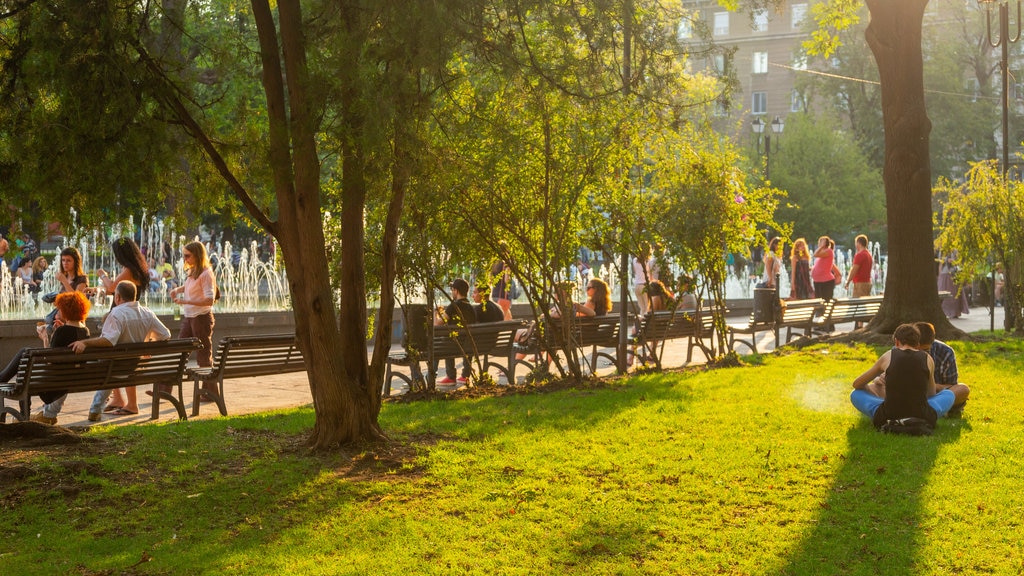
[852,249,872,283]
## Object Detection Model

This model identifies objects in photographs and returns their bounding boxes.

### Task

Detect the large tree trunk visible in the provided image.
[253,0,384,449]
[864,0,958,337]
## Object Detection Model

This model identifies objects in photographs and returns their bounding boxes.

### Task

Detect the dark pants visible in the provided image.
[178,312,215,367]
[813,279,836,301]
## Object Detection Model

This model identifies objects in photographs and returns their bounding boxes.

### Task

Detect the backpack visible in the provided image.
[879,417,933,436]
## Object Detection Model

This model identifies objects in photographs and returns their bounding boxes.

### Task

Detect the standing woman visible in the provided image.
[94,237,149,415]
[811,235,837,301]
[789,238,814,300]
[171,242,218,395]
[761,237,783,289]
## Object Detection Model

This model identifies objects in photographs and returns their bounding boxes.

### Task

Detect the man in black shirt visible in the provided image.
[472,284,506,323]
[435,278,477,384]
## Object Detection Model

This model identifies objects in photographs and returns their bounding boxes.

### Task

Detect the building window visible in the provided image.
[792,3,807,29]
[753,52,769,74]
[792,54,808,71]
[752,92,767,115]
[791,90,805,112]
[753,9,769,32]
[678,18,693,40]
[713,53,727,74]
[714,12,729,36]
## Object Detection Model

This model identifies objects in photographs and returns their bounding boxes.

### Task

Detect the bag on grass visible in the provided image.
[879,417,933,436]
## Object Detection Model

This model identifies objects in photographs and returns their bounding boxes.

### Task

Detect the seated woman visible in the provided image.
[0,291,92,425]
[515,279,612,363]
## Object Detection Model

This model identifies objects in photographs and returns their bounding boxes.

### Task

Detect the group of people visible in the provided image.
[851,321,971,430]
[763,234,875,303]
[1,237,219,426]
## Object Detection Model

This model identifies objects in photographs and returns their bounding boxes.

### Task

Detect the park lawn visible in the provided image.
[2,338,1023,575]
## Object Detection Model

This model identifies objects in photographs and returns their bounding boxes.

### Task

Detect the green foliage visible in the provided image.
[5,338,1024,574]
[935,161,1024,332]
[769,114,885,246]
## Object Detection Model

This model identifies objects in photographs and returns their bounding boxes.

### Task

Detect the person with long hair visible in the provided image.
[170,242,218,397]
[583,277,613,317]
[96,237,150,414]
[789,238,814,300]
[761,237,783,289]
[1,291,92,425]
[97,237,149,299]
[54,247,89,294]
[811,235,837,301]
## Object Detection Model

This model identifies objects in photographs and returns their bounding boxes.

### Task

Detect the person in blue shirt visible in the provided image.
[915,322,970,416]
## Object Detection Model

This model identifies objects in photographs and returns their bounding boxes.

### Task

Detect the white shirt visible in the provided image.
[100,301,171,345]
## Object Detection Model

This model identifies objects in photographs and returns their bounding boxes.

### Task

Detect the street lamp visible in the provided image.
[752,115,784,179]
[979,0,1021,178]
[979,0,1021,332]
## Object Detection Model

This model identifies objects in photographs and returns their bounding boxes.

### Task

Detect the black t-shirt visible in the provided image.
[474,299,505,323]
[873,347,937,428]
[58,274,89,293]
[444,298,477,326]
[51,324,90,348]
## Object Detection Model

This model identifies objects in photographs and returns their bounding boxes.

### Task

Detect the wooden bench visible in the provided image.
[186,334,305,417]
[813,295,884,332]
[384,319,527,394]
[0,338,202,422]
[632,307,719,369]
[511,314,625,381]
[728,298,823,354]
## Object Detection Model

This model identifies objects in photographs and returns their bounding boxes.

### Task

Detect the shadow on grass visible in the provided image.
[779,416,967,575]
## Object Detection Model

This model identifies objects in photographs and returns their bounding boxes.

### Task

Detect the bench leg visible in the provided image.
[152,382,188,421]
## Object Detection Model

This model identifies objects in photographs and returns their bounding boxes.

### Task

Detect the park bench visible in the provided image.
[384,319,528,394]
[0,338,202,422]
[186,334,305,417]
[812,295,884,332]
[632,306,720,369]
[728,298,824,354]
[510,314,625,381]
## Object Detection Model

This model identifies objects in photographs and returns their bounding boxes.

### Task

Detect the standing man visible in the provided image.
[72,281,171,421]
[845,234,874,329]
[435,278,478,385]
[472,284,505,323]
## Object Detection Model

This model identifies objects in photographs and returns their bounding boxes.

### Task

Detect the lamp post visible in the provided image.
[752,115,784,179]
[980,0,1021,179]
[979,0,1021,332]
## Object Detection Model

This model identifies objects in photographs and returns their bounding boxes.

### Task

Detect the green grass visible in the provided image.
[3,338,1024,575]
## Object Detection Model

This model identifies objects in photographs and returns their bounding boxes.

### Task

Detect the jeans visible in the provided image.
[850,389,956,419]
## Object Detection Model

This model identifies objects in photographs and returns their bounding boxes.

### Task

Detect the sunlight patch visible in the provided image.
[789,373,850,414]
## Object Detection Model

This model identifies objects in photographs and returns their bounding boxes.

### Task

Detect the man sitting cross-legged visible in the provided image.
[849,323,963,431]
[915,321,971,417]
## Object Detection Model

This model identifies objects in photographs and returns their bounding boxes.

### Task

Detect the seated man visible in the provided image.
[850,323,960,431]
[472,284,505,323]
[915,322,970,416]
[434,278,477,385]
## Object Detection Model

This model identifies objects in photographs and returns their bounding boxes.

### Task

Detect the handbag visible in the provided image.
[879,417,933,436]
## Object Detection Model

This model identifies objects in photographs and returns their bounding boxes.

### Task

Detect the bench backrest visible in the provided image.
[212,334,305,379]
[636,309,701,342]
[541,315,622,349]
[779,298,824,326]
[428,320,527,359]
[824,296,884,323]
[14,339,201,393]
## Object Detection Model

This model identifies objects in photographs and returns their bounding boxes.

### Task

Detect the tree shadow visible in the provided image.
[779,417,967,575]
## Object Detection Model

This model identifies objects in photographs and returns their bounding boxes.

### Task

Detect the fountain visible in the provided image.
[1,216,295,362]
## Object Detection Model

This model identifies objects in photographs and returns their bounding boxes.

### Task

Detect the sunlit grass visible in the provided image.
[3,338,1023,575]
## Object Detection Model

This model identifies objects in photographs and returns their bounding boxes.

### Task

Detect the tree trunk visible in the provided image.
[864,0,958,337]
[253,0,383,449]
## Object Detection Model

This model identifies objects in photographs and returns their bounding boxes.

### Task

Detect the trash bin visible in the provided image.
[402,304,432,352]
[753,288,779,323]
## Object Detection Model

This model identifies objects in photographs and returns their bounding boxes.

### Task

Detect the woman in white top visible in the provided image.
[170,241,218,369]
[632,244,658,314]
[762,237,783,289]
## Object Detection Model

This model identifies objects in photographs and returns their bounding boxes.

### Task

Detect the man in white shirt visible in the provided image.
[73,281,171,421]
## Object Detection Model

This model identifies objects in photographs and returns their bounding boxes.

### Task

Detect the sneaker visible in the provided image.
[436,377,457,385]
[87,411,102,422]
[30,412,57,425]
[456,377,468,384]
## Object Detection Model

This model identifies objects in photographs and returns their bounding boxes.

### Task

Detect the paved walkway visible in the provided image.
[34,305,1005,428]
